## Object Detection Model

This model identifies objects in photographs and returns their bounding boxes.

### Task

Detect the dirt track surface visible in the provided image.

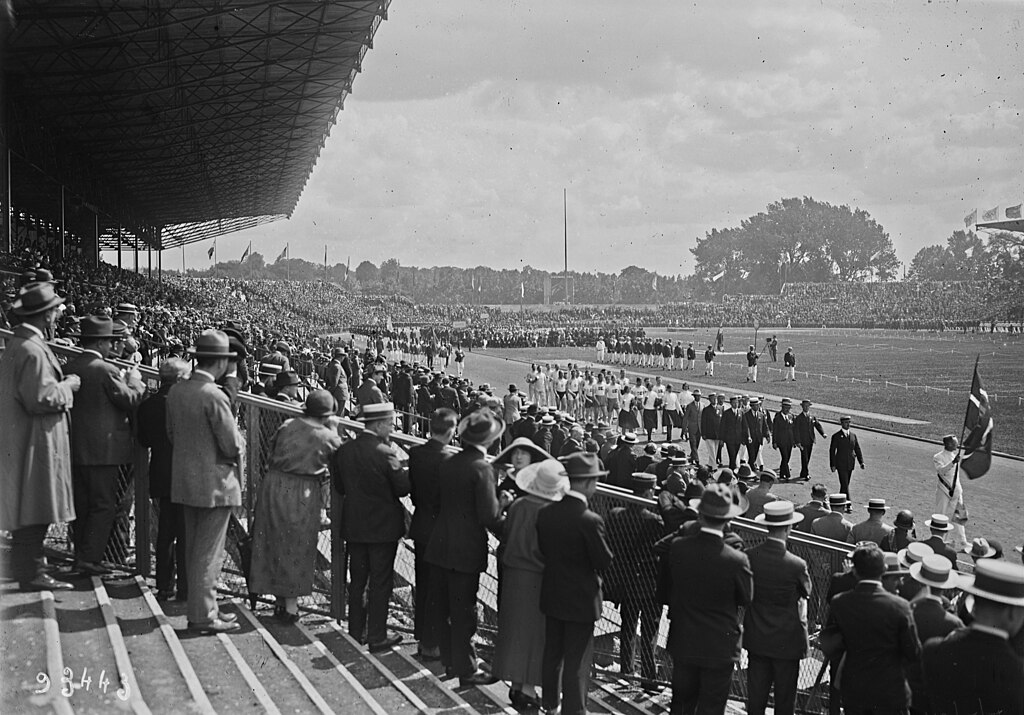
[459,349,1024,563]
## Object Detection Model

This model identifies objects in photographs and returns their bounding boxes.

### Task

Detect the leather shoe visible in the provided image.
[188,618,240,635]
[510,689,541,709]
[460,670,498,687]
[20,574,73,591]
[416,646,441,661]
[155,590,174,602]
[216,611,238,624]
[75,560,111,576]
[367,634,402,653]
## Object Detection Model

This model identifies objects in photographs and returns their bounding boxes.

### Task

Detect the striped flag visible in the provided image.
[963,209,977,228]
[960,363,994,480]
[1006,204,1022,220]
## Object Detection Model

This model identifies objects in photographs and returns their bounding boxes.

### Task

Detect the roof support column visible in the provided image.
[147,228,152,280]
[59,185,66,260]
[134,228,139,274]
[117,226,122,270]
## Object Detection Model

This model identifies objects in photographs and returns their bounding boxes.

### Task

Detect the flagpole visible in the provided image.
[950,354,980,497]
[563,188,569,305]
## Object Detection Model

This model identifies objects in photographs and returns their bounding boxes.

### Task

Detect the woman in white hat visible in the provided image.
[492,459,570,710]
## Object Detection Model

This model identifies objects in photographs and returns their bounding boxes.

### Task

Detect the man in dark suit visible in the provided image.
[682,390,702,462]
[922,559,1024,715]
[392,362,415,433]
[793,399,826,481]
[828,416,864,510]
[771,398,797,481]
[407,408,457,660]
[905,554,964,713]
[425,410,510,686]
[920,514,960,566]
[332,401,410,651]
[793,483,830,533]
[604,433,638,490]
[746,501,811,715]
[64,315,147,573]
[324,347,351,416]
[742,397,772,470]
[663,483,753,715]
[537,452,613,715]
[700,393,722,466]
[719,396,744,471]
[821,543,921,714]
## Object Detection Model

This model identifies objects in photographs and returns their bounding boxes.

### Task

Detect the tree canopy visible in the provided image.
[691,197,900,293]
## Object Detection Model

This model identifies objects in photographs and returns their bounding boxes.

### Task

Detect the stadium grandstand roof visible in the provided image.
[4,0,391,250]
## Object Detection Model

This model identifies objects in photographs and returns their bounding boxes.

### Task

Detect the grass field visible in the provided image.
[482,327,1024,456]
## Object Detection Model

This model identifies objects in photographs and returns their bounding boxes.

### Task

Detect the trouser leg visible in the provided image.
[748,443,761,469]
[689,434,701,462]
[447,569,480,677]
[182,505,231,626]
[413,542,434,647]
[697,664,735,715]
[746,653,772,715]
[72,464,119,563]
[799,445,812,479]
[778,445,792,480]
[365,541,398,645]
[10,524,49,583]
[772,658,800,715]
[838,470,852,503]
[638,599,661,680]
[726,443,739,471]
[560,621,594,715]
[619,601,640,674]
[542,616,566,711]
[347,542,370,642]
[155,497,175,593]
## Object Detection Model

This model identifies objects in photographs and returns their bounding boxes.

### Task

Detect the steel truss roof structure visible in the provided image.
[4,0,390,251]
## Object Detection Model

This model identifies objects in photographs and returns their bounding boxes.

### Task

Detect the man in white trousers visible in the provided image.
[932,435,969,553]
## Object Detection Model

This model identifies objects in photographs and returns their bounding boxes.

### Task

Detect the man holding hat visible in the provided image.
[663,483,753,715]
[0,281,80,591]
[793,399,826,482]
[933,434,969,553]
[166,329,244,634]
[537,452,613,715]
[923,559,1024,714]
[332,401,410,651]
[851,498,894,546]
[64,315,147,572]
[828,416,864,509]
[745,501,811,715]
[426,409,510,685]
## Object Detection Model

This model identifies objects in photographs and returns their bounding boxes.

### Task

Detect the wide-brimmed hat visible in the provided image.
[12,281,65,316]
[515,459,570,501]
[631,472,657,490]
[457,410,505,446]
[493,437,554,465]
[735,463,753,481]
[188,329,237,358]
[360,402,396,422]
[963,537,997,559]
[781,398,792,407]
[759,469,778,483]
[755,500,804,527]
[749,397,760,405]
[696,483,748,520]
[898,542,934,569]
[619,432,638,445]
[115,302,139,315]
[910,554,961,590]
[883,552,909,576]
[925,514,954,532]
[866,498,889,511]
[540,414,556,425]
[827,493,849,509]
[560,452,608,480]
[303,389,338,417]
[75,315,122,339]
[958,559,1024,607]
[274,370,301,388]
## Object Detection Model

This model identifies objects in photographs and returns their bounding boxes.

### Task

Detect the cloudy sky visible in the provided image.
[177,0,1023,275]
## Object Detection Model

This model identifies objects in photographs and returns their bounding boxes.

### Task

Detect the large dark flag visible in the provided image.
[960,363,993,479]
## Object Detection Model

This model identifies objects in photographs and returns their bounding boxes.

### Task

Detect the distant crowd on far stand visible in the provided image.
[2,251,1023,715]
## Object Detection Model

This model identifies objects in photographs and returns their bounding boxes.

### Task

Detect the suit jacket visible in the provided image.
[392,371,414,406]
[700,403,721,440]
[536,493,613,623]
[920,535,960,566]
[166,372,243,508]
[822,581,921,707]
[355,378,385,407]
[63,351,146,465]
[682,401,701,433]
[794,500,830,533]
[719,408,744,445]
[512,416,537,440]
[829,430,864,471]
[407,438,448,544]
[793,412,825,447]
[665,530,753,666]
[331,431,410,543]
[851,518,893,546]
[136,385,174,499]
[532,425,554,453]
[772,411,796,449]
[744,485,781,519]
[810,513,854,543]
[742,408,772,445]
[744,539,811,660]
[604,504,663,603]
[425,446,501,574]
[922,626,1024,715]
[604,444,637,490]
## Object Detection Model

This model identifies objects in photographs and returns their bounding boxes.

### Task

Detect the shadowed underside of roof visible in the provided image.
[5,0,390,250]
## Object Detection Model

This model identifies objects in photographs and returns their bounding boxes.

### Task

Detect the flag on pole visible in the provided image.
[240,243,250,262]
[963,209,977,228]
[960,363,994,479]
[1006,204,1022,220]
[710,269,726,283]
[276,244,289,262]
[471,275,476,290]
[520,281,525,298]
[981,206,999,222]
[207,241,216,260]
[324,245,328,266]
[651,275,657,291]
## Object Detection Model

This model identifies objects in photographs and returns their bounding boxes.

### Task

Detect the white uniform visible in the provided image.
[933,448,969,552]
[596,339,606,362]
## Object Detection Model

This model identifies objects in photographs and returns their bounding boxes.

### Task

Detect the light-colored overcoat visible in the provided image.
[0,326,76,530]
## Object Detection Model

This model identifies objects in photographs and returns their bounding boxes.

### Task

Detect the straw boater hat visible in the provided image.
[925,514,954,532]
[514,459,570,502]
[963,537,997,559]
[493,437,554,466]
[360,402,396,422]
[958,559,1024,607]
[695,483,749,520]
[540,414,556,426]
[898,542,934,570]
[12,281,65,316]
[755,500,804,527]
[866,498,889,511]
[457,410,505,446]
[303,389,338,418]
[188,329,237,358]
[910,554,961,590]
[619,432,638,445]
[827,494,849,510]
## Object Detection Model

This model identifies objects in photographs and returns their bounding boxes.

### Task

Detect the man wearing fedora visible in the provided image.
[904,554,964,713]
[426,409,510,685]
[923,559,1024,714]
[166,329,244,634]
[64,315,147,573]
[793,399,826,482]
[851,498,894,546]
[829,415,864,508]
[921,513,960,566]
[332,401,409,651]
[663,483,753,715]
[537,452,613,715]
[745,501,811,715]
[0,281,81,591]
[821,543,921,715]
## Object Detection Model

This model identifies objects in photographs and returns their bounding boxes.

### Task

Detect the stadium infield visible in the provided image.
[475,327,1024,457]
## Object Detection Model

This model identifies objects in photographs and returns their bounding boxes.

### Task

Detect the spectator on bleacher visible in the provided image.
[166,329,243,634]
[744,470,781,520]
[793,483,830,533]
[137,357,191,602]
[250,390,343,623]
[880,509,917,553]
[0,282,79,591]
[921,514,961,566]
[493,458,570,710]
[745,501,811,715]
[905,554,964,714]
[851,498,895,546]
[810,494,854,543]
[64,315,147,574]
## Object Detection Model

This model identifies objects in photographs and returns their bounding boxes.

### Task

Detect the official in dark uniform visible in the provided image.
[793,400,826,481]
[742,397,772,470]
[771,398,797,481]
[828,416,864,509]
[719,396,744,471]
